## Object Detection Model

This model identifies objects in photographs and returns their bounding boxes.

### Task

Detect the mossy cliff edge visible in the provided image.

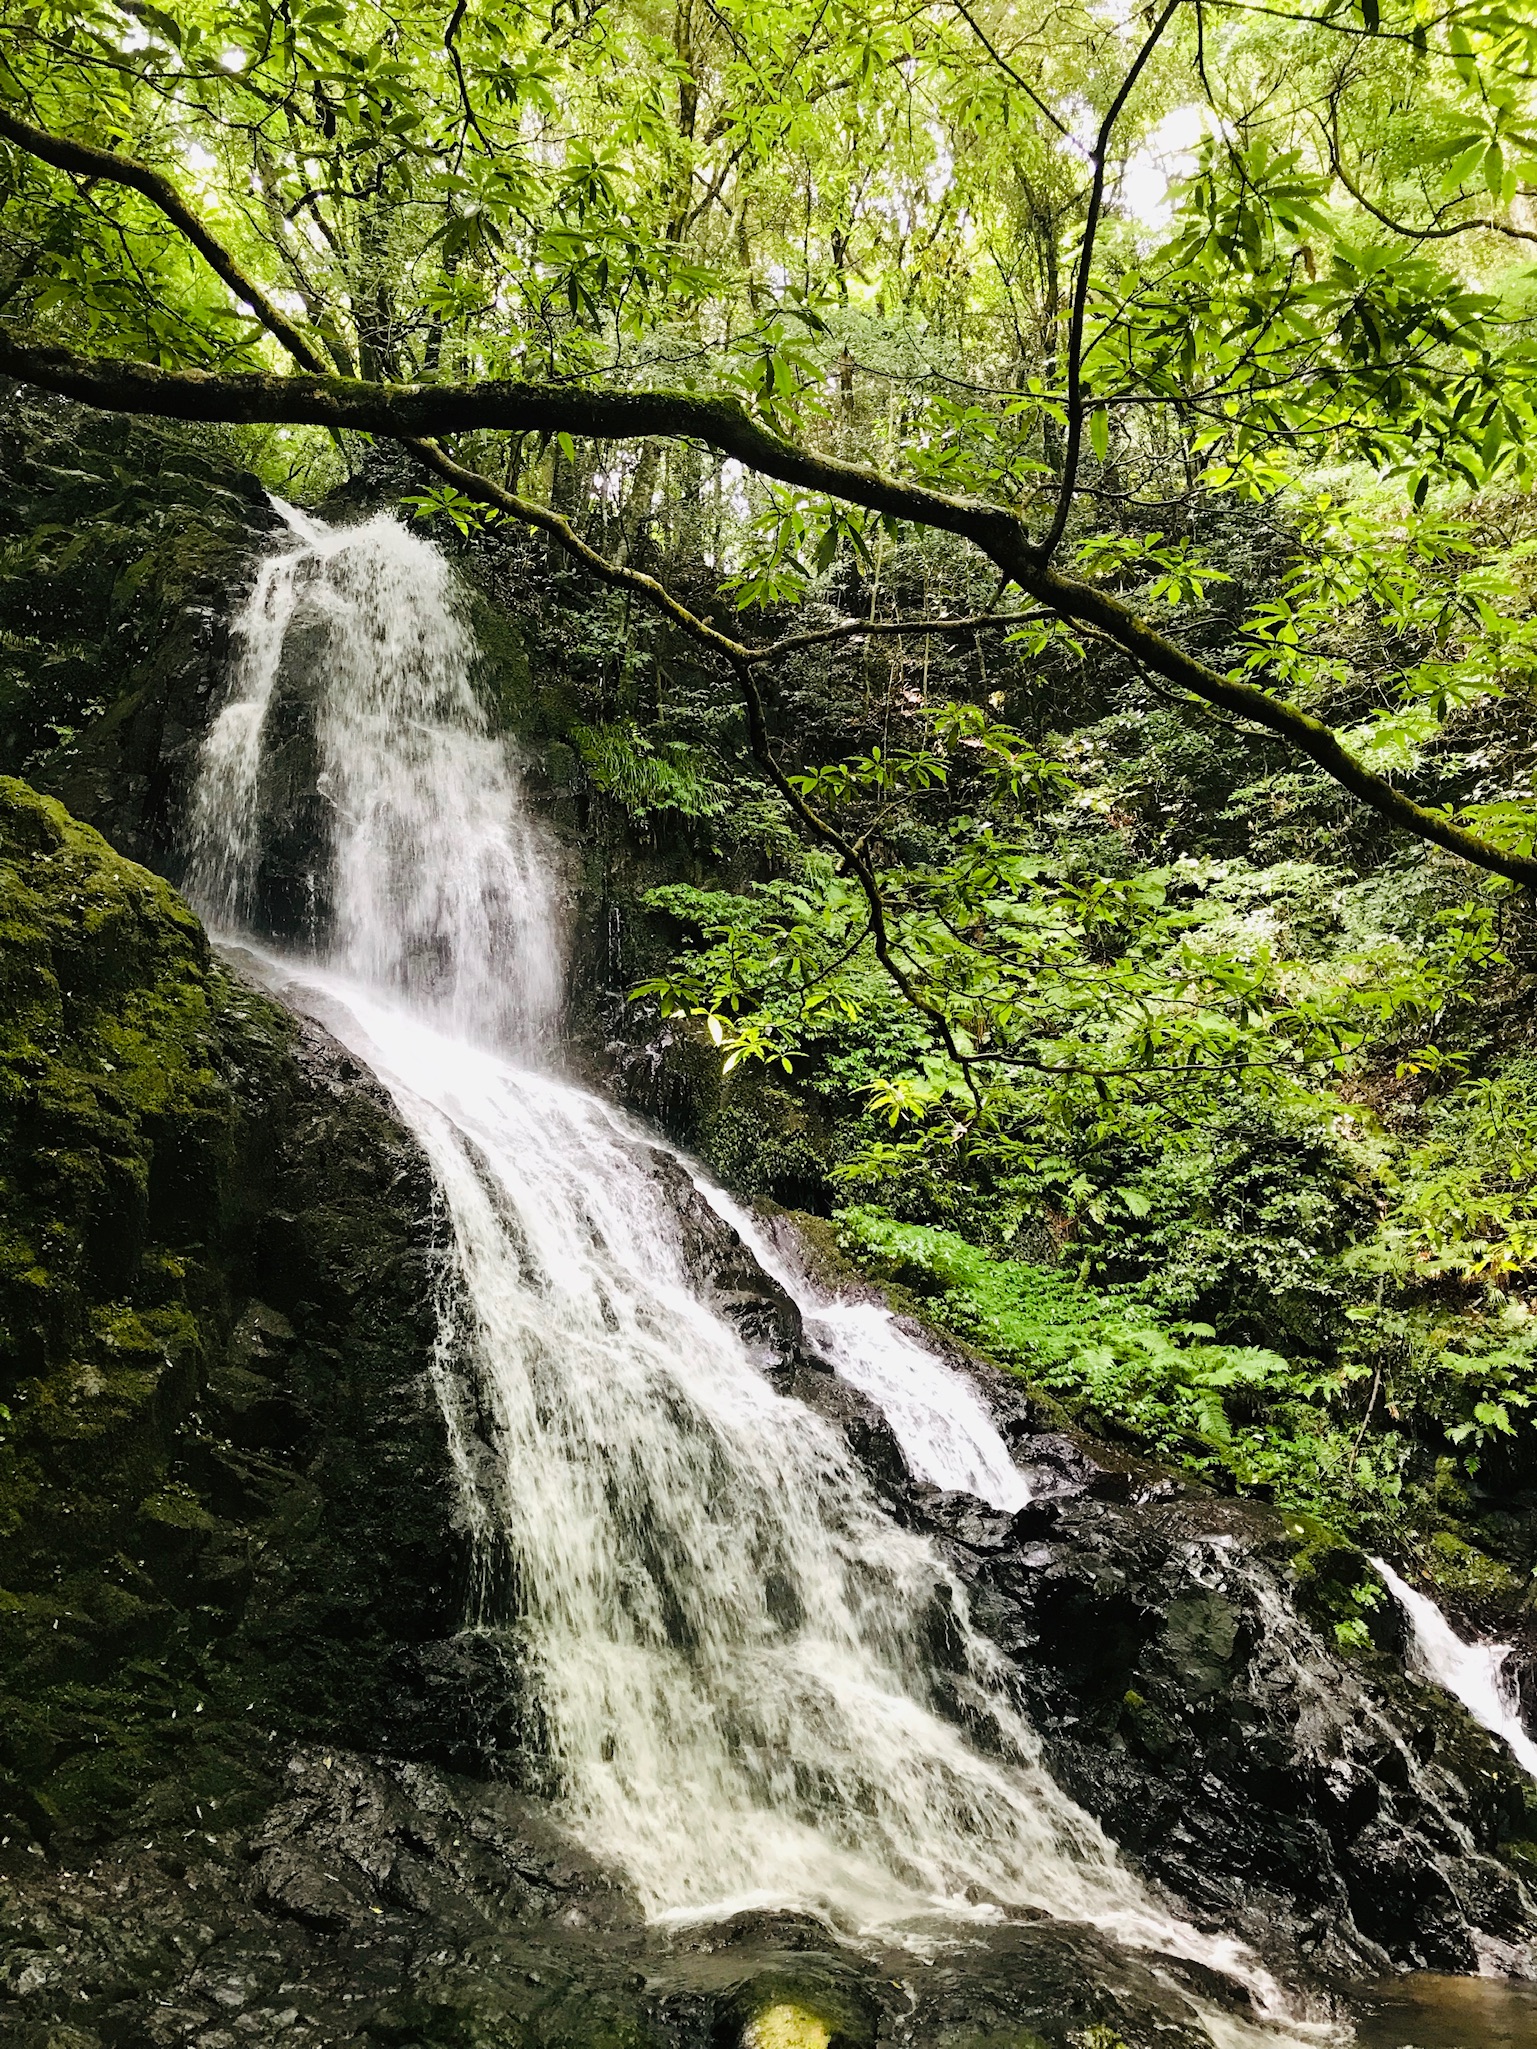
[0,773,473,1850]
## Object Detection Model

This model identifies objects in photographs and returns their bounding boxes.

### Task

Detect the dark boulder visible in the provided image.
[913,1445,1537,1979]
[0,776,493,1850]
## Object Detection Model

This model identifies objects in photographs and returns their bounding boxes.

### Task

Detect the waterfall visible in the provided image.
[1373,1557,1537,1779]
[690,1181,1031,1511]
[188,504,560,1049]
[189,506,1330,2045]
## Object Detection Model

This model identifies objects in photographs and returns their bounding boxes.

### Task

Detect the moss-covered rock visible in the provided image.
[0,402,279,874]
[0,775,473,1848]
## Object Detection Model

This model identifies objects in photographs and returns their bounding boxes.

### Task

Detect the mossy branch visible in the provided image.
[0,107,329,378]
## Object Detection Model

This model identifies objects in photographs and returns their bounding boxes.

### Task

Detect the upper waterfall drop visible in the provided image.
[188,503,563,1051]
[186,508,1329,2046]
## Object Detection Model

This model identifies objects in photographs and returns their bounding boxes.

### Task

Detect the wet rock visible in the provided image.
[782,1366,911,1498]
[879,1919,1242,2049]
[0,410,280,872]
[0,778,474,1844]
[658,1158,808,1384]
[921,1481,1537,1978]
[1,1751,1273,2049]
[662,1173,914,1491]
[903,1488,1011,1554]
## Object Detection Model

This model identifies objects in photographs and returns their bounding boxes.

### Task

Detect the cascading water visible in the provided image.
[188,503,560,1050]
[691,1180,1031,1512]
[1373,1557,1537,1780]
[189,505,1333,2046]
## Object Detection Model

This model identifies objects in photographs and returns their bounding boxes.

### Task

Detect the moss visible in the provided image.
[0,776,462,1844]
[1119,1686,1183,1763]
[0,783,236,1717]
[743,2006,832,2049]
[137,1485,218,1532]
[704,1083,832,1211]
[1422,1527,1525,1598]
[0,793,224,1286]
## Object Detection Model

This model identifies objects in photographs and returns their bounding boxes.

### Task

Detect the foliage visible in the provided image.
[635,717,1501,1169]
[1378,1058,1537,1280]
[834,1205,1413,1541]
[572,720,728,823]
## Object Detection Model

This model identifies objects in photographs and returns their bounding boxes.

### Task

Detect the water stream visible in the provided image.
[689,1179,1031,1511]
[1372,1557,1537,1780]
[189,505,1333,2044]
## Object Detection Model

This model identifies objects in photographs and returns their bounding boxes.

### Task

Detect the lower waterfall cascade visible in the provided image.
[187,503,1357,2045]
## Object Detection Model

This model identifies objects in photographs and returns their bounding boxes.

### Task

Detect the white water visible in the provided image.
[188,504,560,1050]
[1373,1558,1537,1780]
[189,507,1332,2044]
[691,1182,1031,1512]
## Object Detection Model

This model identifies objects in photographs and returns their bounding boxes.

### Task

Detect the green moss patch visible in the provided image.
[0,777,466,1850]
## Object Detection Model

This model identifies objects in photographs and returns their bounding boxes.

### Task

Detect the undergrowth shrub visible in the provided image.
[835,1205,1418,1538]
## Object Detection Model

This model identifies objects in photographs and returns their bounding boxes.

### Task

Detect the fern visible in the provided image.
[573,721,727,822]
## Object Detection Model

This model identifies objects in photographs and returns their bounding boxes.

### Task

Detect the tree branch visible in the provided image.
[3,331,1533,887]
[1023,561,1537,884]
[1326,125,1537,248]
[948,0,1073,142]
[444,1,495,157]
[0,106,329,376]
[1037,0,1181,563]
[756,609,1053,661]
[0,334,1027,553]
[724,651,985,1105]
